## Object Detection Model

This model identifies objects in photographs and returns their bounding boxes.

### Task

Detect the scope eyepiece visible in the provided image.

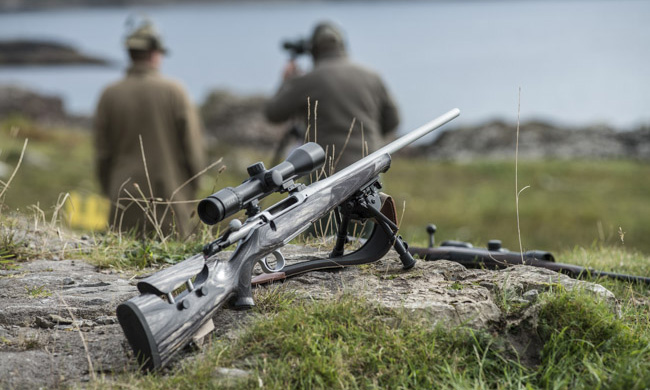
[197,143,325,225]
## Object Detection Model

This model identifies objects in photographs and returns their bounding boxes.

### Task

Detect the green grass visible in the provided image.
[2,117,650,256]
[25,284,52,298]
[87,229,212,270]
[95,268,650,389]
[536,289,650,389]
[384,156,650,254]
[0,115,99,212]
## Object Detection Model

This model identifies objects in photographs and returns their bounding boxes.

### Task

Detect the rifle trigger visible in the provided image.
[257,250,286,273]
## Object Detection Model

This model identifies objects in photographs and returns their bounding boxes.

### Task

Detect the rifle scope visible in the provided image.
[197,142,325,225]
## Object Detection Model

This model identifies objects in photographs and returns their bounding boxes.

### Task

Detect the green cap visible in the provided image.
[124,19,168,54]
[310,21,346,60]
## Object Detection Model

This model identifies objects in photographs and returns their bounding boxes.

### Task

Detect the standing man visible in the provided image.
[94,19,205,239]
[265,21,400,171]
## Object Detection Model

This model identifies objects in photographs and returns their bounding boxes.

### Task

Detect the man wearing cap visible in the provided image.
[94,20,205,239]
[265,21,400,171]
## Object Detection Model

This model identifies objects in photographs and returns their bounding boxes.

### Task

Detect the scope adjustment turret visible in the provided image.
[247,162,266,177]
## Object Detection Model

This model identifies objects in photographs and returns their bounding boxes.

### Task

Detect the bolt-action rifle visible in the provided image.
[116,109,461,371]
[408,224,650,284]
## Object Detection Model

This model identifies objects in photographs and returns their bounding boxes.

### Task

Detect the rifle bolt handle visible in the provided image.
[229,219,242,231]
[426,224,437,248]
[487,240,502,251]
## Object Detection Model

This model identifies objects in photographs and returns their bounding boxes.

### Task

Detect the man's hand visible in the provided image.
[282,60,301,81]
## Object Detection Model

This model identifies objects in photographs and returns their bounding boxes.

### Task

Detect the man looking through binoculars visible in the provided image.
[265,21,400,171]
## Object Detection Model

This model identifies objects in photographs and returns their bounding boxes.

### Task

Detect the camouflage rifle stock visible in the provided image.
[116,109,461,371]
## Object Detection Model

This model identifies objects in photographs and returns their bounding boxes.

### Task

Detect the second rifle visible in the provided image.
[409,224,650,285]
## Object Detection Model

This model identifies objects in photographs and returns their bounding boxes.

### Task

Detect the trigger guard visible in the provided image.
[257,250,286,273]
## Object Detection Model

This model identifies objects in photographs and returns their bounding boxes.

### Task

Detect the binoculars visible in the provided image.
[282,38,310,58]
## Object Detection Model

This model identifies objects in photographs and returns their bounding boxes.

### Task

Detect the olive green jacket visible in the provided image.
[94,63,205,238]
[265,55,400,170]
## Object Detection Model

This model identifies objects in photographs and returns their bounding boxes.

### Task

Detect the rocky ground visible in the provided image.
[200,89,287,150]
[0,221,617,389]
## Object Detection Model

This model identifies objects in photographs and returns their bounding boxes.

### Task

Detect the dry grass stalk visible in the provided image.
[55,292,96,381]
[138,135,164,240]
[515,87,530,261]
[313,100,318,143]
[51,192,70,227]
[108,137,225,243]
[0,138,28,201]
[304,97,311,144]
[334,117,356,169]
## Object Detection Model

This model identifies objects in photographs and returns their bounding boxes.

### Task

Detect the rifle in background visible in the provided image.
[408,224,650,285]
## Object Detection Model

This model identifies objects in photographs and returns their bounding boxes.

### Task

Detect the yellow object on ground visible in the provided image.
[65,191,109,231]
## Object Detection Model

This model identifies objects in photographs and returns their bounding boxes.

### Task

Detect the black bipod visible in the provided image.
[329,181,415,269]
[251,179,415,286]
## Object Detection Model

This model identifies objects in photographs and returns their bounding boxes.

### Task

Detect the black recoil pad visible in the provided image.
[197,143,325,225]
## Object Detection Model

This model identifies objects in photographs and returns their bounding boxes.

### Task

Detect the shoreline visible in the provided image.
[1,84,648,161]
[0,0,308,13]
[0,39,111,67]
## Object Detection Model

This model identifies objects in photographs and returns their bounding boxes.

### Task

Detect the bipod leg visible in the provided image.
[367,207,416,270]
[330,207,351,258]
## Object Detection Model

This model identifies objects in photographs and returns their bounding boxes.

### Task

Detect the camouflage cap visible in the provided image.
[124,19,168,54]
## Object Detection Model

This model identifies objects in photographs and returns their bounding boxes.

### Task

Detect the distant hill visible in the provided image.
[0,40,110,66]
[0,0,281,12]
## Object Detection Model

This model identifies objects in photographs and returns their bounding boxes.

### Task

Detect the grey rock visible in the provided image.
[94,316,118,325]
[211,367,253,387]
[49,314,73,325]
[522,289,539,302]
[214,367,252,379]
[200,89,285,150]
[34,316,54,329]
